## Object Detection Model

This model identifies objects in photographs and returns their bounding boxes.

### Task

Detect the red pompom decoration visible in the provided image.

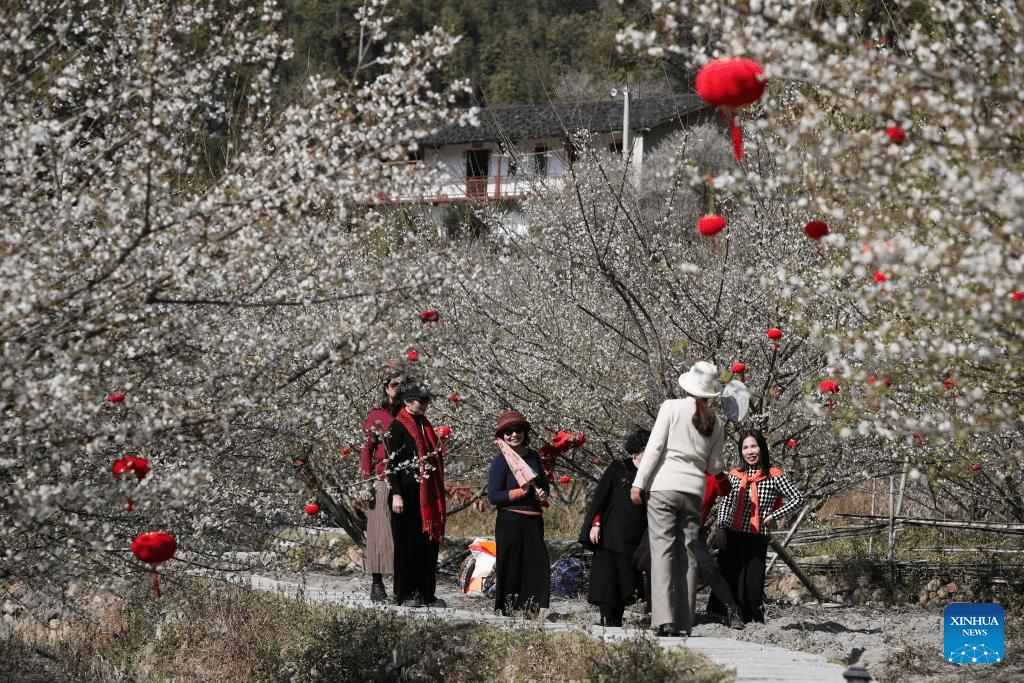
[886,127,906,145]
[697,214,726,236]
[421,310,439,323]
[112,456,150,481]
[731,362,746,374]
[132,531,176,597]
[113,456,149,511]
[819,380,840,393]
[803,221,828,240]
[304,504,320,516]
[406,350,418,361]
[696,58,766,108]
[695,58,766,160]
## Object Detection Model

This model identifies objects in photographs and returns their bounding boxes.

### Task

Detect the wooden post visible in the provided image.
[769,537,828,603]
[887,475,895,562]
[766,506,808,575]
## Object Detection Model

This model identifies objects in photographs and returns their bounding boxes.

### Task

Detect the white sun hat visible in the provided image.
[678,361,722,398]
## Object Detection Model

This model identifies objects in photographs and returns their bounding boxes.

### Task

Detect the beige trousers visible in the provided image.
[646,489,702,631]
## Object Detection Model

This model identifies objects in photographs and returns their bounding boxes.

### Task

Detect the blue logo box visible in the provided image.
[944,603,1004,663]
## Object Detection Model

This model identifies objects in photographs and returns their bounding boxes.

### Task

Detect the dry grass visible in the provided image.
[3,579,734,683]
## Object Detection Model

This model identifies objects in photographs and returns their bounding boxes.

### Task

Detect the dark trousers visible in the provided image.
[389,485,439,603]
[697,527,740,615]
[715,529,769,622]
[494,510,550,615]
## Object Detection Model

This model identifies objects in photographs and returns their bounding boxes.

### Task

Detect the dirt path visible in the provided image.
[255,568,1021,683]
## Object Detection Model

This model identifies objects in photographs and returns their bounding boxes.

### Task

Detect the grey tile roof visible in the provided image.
[422,94,708,146]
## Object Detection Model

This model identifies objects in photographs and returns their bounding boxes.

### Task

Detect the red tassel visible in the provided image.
[126,498,133,512]
[731,115,744,159]
[152,567,162,597]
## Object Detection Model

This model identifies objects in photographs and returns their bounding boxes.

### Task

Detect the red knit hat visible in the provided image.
[495,410,530,438]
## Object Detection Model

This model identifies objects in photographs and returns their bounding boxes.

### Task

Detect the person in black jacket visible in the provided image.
[578,428,651,627]
[383,382,447,608]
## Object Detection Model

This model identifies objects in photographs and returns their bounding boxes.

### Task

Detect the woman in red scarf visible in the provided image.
[359,372,403,603]
[714,429,804,623]
[383,382,447,608]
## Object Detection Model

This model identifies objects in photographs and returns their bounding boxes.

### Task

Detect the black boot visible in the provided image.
[370,580,387,603]
[727,606,745,630]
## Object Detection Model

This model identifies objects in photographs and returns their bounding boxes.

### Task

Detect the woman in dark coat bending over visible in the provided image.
[579,428,651,626]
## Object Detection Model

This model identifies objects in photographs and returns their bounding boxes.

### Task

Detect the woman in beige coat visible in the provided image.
[630,361,727,637]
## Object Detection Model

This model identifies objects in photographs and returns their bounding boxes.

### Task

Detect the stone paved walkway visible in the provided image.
[248,573,852,682]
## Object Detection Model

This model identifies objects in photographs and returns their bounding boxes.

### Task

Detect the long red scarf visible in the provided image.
[396,407,446,542]
[730,465,784,534]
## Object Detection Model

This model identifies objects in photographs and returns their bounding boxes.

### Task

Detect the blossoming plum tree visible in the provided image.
[0,0,475,600]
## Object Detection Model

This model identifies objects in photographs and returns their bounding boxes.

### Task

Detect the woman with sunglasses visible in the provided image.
[358,373,403,603]
[487,410,550,616]
[383,382,447,608]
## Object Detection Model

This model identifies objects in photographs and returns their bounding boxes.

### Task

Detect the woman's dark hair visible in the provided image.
[377,373,404,416]
[692,397,717,437]
[738,428,772,476]
[623,428,651,455]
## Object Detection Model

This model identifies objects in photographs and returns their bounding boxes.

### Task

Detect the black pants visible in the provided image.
[494,510,550,615]
[714,529,769,622]
[697,527,740,616]
[389,485,439,603]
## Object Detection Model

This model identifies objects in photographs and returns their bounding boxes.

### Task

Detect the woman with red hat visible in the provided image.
[487,409,551,616]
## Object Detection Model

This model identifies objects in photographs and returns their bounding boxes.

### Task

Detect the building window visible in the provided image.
[533,144,547,177]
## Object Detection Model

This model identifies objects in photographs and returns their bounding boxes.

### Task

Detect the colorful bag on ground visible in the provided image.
[458,538,497,597]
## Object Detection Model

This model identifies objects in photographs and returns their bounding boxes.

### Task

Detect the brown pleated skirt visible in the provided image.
[364,479,394,574]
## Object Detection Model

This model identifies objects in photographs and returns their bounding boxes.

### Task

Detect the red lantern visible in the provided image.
[341,447,351,455]
[558,475,571,484]
[695,58,767,160]
[886,127,906,145]
[406,350,418,361]
[819,379,839,410]
[112,456,149,511]
[766,327,782,352]
[873,271,888,282]
[1012,291,1023,301]
[787,439,797,448]
[108,392,126,403]
[305,503,320,516]
[697,214,726,236]
[421,309,439,323]
[803,221,828,240]
[449,393,460,404]
[131,531,176,597]
[730,362,746,374]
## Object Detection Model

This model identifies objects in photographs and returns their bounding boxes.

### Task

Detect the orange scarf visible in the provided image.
[730,465,784,534]
[396,408,446,542]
